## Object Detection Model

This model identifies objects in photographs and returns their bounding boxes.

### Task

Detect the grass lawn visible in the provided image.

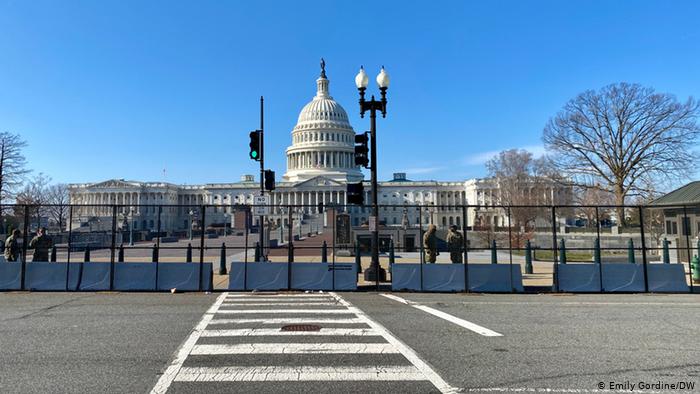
[512,250,623,262]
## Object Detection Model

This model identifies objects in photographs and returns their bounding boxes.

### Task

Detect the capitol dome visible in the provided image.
[283,61,363,183]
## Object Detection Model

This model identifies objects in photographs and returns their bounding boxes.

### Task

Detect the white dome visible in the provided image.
[297,97,350,125]
[283,61,363,184]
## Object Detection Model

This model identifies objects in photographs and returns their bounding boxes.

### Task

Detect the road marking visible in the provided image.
[380,293,502,337]
[201,328,378,337]
[173,365,426,382]
[190,343,399,355]
[149,292,228,394]
[221,302,338,306]
[226,294,332,298]
[226,296,334,302]
[466,388,668,393]
[329,292,460,394]
[444,301,700,306]
[208,317,365,324]
[215,309,353,314]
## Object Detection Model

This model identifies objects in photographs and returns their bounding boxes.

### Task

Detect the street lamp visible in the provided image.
[223,212,230,236]
[129,208,135,246]
[188,209,194,240]
[355,65,390,283]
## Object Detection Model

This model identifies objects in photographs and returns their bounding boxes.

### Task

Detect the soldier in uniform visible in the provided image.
[4,229,21,261]
[446,225,464,264]
[29,227,53,262]
[423,224,438,263]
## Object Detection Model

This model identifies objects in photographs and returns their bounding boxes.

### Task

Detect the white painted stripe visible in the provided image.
[442,301,700,306]
[225,297,334,301]
[226,294,332,298]
[221,302,338,306]
[174,365,427,382]
[329,293,459,394]
[381,293,503,337]
[464,388,668,393]
[200,328,378,337]
[149,292,228,394]
[191,343,399,355]
[215,309,352,314]
[208,317,365,325]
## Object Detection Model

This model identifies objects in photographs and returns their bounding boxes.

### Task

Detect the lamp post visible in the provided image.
[129,208,135,246]
[188,209,194,240]
[223,212,230,236]
[355,65,390,283]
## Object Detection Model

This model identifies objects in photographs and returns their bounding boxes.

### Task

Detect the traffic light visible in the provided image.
[354,132,369,168]
[264,170,275,191]
[347,182,364,205]
[249,130,262,161]
[317,202,324,213]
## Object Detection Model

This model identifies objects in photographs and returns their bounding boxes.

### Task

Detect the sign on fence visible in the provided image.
[253,196,270,215]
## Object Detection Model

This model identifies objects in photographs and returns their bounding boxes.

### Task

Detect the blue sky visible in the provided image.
[1,0,699,185]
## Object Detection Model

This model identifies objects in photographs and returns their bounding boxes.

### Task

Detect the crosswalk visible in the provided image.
[151,292,458,394]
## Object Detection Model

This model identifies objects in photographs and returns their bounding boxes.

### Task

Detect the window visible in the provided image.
[682,217,691,236]
[666,220,678,235]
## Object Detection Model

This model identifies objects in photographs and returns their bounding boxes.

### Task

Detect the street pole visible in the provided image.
[355,66,389,287]
[259,96,265,261]
[129,210,134,246]
[370,106,380,288]
[189,211,193,240]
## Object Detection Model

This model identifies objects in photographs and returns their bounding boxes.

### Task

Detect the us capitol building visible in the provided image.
[68,64,570,232]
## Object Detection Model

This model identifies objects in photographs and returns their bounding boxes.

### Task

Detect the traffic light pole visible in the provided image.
[259,96,265,261]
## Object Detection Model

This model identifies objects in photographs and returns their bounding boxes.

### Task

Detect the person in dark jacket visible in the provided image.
[4,229,21,261]
[29,227,53,262]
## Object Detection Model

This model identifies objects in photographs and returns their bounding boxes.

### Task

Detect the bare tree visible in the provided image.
[15,173,51,231]
[573,185,616,228]
[486,149,560,247]
[46,183,70,230]
[0,132,30,203]
[543,83,700,224]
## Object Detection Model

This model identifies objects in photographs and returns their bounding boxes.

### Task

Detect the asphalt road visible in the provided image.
[0,292,698,394]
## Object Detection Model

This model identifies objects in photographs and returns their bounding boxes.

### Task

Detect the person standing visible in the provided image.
[4,229,22,261]
[446,225,464,264]
[423,224,438,263]
[29,227,53,262]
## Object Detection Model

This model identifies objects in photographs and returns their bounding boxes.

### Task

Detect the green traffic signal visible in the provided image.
[249,130,261,161]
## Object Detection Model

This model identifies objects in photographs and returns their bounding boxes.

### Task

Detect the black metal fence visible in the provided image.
[1,203,698,292]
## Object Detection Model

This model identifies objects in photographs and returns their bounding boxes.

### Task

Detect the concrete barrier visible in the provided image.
[468,264,524,292]
[556,264,602,292]
[229,262,288,291]
[0,262,22,290]
[602,263,645,292]
[68,263,111,291]
[290,263,357,291]
[157,263,212,291]
[114,262,157,291]
[229,262,357,291]
[24,262,68,291]
[647,264,689,292]
[392,263,523,292]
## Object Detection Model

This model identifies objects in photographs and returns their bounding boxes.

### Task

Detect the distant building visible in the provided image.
[68,63,571,232]
[651,181,700,262]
